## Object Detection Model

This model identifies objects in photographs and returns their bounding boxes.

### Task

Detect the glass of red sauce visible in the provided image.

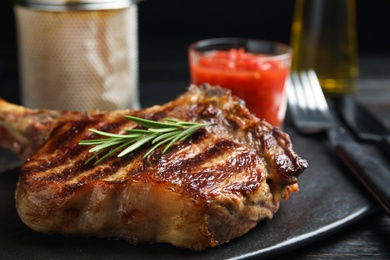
[188,38,292,127]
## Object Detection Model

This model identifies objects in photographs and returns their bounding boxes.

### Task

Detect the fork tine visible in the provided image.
[286,75,301,126]
[304,70,336,126]
[286,73,298,107]
[306,69,330,112]
[299,71,317,111]
[289,71,307,111]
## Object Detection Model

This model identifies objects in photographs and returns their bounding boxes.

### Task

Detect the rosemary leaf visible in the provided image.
[84,149,104,165]
[162,124,207,154]
[124,129,151,134]
[117,134,156,157]
[79,139,112,145]
[89,128,142,139]
[124,116,184,129]
[178,124,207,141]
[148,127,181,133]
[93,141,133,165]
[88,138,128,153]
[142,137,173,158]
[151,130,181,144]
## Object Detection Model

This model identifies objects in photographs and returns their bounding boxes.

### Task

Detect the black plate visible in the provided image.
[0,124,377,260]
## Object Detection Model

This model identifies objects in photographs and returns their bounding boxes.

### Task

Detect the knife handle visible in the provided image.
[328,128,390,217]
[380,135,390,158]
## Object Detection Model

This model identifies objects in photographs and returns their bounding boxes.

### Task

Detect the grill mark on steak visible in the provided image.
[157,138,238,174]
[152,138,264,197]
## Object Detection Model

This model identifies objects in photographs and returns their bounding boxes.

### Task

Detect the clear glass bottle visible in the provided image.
[291,0,358,95]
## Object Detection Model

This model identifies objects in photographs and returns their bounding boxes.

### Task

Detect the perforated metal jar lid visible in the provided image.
[14,0,140,11]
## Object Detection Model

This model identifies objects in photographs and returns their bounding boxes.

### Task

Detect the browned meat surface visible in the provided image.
[0,98,80,160]
[0,85,308,250]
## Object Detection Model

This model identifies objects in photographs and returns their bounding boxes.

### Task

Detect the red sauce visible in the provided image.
[190,48,289,126]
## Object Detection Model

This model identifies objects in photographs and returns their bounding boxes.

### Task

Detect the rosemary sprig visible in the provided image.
[78,116,208,165]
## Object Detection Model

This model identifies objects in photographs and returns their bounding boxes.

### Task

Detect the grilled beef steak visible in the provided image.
[0,85,308,250]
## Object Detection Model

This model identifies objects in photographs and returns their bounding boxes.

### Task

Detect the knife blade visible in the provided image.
[334,95,390,157]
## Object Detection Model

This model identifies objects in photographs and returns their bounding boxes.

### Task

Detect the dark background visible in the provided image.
[137,0,390,55]
[2,0,390,52]
[1,0,389,104]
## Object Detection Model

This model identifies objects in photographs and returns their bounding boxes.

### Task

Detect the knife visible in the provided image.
[334,95,390,157]
[327,127,390,216]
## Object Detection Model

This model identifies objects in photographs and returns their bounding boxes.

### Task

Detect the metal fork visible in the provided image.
[287,69,390,216]
[287,70,336,134]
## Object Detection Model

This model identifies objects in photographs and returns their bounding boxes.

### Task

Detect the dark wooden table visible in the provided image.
[1,42,390,259]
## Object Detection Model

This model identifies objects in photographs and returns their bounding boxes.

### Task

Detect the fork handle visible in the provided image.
[328,127,390,217]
